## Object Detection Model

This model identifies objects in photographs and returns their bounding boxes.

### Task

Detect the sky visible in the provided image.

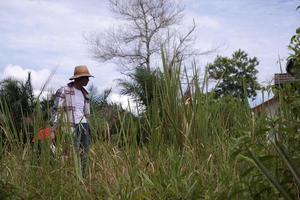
[0,0,299,106]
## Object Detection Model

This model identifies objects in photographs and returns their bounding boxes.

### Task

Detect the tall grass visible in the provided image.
[0,54,299,199]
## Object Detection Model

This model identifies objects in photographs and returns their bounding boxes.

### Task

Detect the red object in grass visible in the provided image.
[31,127,58,143]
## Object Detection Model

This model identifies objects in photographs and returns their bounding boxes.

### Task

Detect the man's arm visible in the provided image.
[50,87,65,138]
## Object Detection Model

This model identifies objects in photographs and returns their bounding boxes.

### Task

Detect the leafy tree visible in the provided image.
[118,67,162,110]
[88,85,112,111]
[39,95,54,123]
[207,49,260,100]
[0,75,34,120]
[0,73,35,142]
[89,0,196,72]
[287,23,300,77]
[22,72,34,115]
[87,86,136,142]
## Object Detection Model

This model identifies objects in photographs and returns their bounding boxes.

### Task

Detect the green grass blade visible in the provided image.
[273,141,300,188]
[247,149,293,200]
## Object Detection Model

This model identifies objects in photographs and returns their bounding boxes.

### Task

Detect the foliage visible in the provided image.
[89,85,112,110]
[0,74,34,119]
[286,6,300,77]
[0,180,23,200]
[231,82,300,199]
[288,27,300,77]
[39,96,54,123]
[87,86,136,143]
[0,52,300,199]
[207,49,261,101]
[0,73,35,143]
[119,67,162,110]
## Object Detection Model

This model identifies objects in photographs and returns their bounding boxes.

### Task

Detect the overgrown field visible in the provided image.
[1,63,300,199]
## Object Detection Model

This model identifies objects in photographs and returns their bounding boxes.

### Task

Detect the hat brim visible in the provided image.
[69,74,94,80]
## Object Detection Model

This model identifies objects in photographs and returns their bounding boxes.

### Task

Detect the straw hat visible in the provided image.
[69,65,94,80]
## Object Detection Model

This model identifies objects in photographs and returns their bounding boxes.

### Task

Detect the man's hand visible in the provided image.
[50,131,55,140]
[50,125,57,141]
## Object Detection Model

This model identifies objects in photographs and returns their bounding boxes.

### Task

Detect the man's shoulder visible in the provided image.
[58,82,74,90]
[54,83,73,95]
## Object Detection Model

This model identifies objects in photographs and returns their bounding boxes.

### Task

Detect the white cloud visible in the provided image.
[0,0,299,107]
[0,0,116,65]
[0,0,123,97]
[3,64,50,86]
[110,93,138,113]
[1,64,65,96]
[185,14,221,30]
[180,0,299,85]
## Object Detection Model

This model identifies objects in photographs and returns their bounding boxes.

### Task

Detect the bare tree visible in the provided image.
[88,0,197,72]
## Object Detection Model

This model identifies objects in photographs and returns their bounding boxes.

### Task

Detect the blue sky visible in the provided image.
[0,0,299,105]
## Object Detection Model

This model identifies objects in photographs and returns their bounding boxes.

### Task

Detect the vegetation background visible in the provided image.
[0,1,300,200]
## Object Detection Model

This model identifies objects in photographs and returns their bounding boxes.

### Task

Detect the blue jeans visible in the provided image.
[73,123,89,175]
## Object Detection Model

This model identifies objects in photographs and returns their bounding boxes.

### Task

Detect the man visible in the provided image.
[50,65,93,176]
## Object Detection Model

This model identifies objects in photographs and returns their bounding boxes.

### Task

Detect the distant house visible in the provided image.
[251,97,278,117]
[251,61,297,117]
[274,73,296,85]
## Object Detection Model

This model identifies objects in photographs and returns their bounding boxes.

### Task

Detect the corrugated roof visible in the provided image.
[251,97,277,113]
[274,73,296,85]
